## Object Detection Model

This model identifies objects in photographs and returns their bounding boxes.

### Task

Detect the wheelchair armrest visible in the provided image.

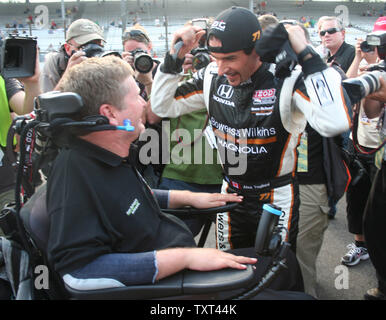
[182,265,254,294]
[64,265,254,300]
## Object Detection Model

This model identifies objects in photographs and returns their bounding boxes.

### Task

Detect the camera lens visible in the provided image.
[82,43,104,58]
[192,52,211,70]
[2,36,37,78]
[133,53,153,73]
[342,70,385,105]
[4,46,23,68]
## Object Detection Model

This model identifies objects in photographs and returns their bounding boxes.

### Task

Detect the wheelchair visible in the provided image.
[0,91,309,300]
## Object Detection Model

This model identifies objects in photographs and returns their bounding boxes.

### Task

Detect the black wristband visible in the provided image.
[297,46,315,64]
[297,46,327,76]
[160,51,185,74]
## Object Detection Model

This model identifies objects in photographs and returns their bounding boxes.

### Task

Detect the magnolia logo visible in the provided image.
[217,84,234,99]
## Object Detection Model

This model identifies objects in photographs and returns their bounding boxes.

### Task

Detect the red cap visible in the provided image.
[373,16,386,32]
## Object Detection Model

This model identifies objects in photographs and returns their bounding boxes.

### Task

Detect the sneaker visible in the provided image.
[341,243,369,266]
[364,288,386,300]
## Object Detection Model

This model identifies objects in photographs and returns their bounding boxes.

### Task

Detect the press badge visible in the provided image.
[310,72,334,107]
[297,132,308,172]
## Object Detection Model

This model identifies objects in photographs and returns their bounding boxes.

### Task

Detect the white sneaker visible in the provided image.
[341,243,369,266]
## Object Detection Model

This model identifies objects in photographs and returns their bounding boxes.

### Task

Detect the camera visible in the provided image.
[360,41,375,52]
[191,47,211,70]
[343,30,386,105]
[130,49,153,73]
[366,30,386,59]
[0,35,37,78]
[360,41,375,53]
[81,43,104,58]
[342,60,386,105]
[81,43,122,59]
[190,18,211,70]
[360,30,386,55]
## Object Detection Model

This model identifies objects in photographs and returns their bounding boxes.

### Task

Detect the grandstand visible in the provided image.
[0,0,384,59]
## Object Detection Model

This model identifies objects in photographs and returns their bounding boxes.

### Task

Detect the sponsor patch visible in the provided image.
[252,89,276,105]
[217,84,234,99]
[251,106,274,116]
[216,212,231,250]
[212,94,235,107]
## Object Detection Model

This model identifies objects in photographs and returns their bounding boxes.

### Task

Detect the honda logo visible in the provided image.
[217,84,234,99]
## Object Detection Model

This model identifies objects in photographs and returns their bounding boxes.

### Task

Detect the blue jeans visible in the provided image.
[65,252,157,290]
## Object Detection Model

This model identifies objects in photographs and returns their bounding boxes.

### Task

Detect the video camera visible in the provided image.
[0,35,37,78]
[190,18,211,70]
[129,48,153,73]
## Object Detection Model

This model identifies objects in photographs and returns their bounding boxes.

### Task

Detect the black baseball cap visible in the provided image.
[207,6,262,53]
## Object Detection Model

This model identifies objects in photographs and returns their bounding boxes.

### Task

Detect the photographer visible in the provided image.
[362,79,386,300]
[340,34,380,268]
[359,18,386,300]
[121,25,163,188]
[121,25,159,122]
[151,6,351,253]
[0,49,41,232]
[40,19,105,93]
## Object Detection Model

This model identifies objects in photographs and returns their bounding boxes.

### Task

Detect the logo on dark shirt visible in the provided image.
[127,198,140,216]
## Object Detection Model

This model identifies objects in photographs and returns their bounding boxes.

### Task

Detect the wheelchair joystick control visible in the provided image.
[255,203,283,256]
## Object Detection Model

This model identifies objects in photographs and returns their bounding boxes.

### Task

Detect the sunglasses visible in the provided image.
[319,28,341,37]
[122,29,150,43]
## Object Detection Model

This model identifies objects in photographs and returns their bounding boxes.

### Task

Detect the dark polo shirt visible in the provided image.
[327,41,355,73]
[47,136,195,275]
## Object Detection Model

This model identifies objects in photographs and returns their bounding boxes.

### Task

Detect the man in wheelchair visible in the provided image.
[1,56,309,300]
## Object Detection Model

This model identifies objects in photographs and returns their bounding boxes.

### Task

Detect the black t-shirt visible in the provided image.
[47,136,195,276]
[327,41,355,73]
[5,77,24,104]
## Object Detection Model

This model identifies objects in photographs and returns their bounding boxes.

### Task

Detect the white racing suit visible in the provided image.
[151,52,351,252]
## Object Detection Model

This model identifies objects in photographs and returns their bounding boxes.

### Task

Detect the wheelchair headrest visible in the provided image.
[20,183,49,253]
[36,91,83,122]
